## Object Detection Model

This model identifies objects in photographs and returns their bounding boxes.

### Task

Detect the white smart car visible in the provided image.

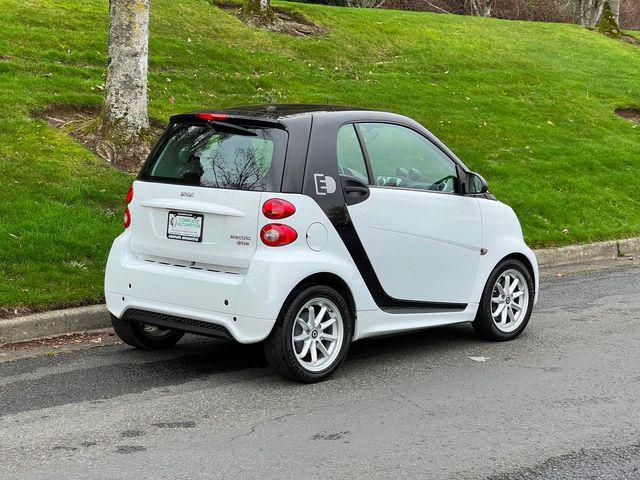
[105,105,538,382]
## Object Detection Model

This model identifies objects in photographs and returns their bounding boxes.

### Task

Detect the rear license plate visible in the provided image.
[167,211,203,243]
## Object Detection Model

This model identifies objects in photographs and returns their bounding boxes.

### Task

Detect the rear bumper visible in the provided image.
[104,232,276,343]
[106,292,271,343]
[122,308,233,340]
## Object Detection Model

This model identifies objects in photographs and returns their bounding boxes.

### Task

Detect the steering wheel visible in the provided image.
[429,175,456,192]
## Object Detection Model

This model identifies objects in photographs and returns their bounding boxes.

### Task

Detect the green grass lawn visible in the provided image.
[0,0,639,312]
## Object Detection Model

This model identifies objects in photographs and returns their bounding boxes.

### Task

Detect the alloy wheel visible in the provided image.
[491,268,529,333]
[291,297,344,372]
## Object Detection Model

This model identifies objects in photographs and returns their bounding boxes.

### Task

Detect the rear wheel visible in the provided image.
[264,285,353,383]
[472,259,534,341]
[111,314,185,350]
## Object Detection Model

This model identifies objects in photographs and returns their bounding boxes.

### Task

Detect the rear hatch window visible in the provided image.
[140,123,287,192]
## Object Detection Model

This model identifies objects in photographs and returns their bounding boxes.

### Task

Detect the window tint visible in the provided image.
[358,123,457,193]
[140,124,287,191]
[336,124,369,182]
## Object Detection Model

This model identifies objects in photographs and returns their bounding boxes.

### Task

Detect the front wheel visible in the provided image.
[111,314,185,350]
[472,259,534,341]
[264,285,353,383]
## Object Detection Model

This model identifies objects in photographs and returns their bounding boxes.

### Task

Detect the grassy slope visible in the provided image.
[0,0,639,311]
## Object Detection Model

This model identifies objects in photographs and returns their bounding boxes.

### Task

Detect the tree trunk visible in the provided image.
[102,0,150,162]
[579,0,620,27]
[607,0,620,27]
[468,0,494,17]
[242,0,273,21]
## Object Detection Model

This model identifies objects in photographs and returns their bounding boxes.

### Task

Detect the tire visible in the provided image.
[264,285,353,383]
[111,314,185,350]
[472,258,534,341]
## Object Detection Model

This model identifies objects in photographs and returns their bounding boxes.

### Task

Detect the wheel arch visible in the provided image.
[280,272,357,330]
[499,252,536,283]
[472,247,539,305]
[498,251,539,302]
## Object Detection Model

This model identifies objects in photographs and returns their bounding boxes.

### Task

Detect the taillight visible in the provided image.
[125,184,134,204]
[123,208,131,228]
[262,198,295,219]
[260,224,297,247]
[124,184,133,228]
[195,113,230,122]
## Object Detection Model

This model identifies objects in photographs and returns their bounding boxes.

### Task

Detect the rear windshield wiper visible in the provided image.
[205,120,257,137]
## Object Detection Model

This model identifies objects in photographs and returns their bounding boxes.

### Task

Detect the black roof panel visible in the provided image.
[194,104,371,120]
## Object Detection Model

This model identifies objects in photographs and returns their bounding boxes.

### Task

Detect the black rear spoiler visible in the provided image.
[169,112,286,130]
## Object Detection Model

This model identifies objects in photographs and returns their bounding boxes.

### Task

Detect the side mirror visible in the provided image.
[467,172,488,194]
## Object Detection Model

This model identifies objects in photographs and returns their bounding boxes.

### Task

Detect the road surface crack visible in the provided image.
[228,412,294,443]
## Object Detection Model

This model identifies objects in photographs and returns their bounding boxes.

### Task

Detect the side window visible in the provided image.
[336,124,369,183]
[358,123,457,193]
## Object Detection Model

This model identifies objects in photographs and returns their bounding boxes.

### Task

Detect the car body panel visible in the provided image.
[472,199,540,305]
[106,193,380,343]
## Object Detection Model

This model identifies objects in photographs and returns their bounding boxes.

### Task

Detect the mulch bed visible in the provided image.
[615,107,640,124]
[214,1,327,37]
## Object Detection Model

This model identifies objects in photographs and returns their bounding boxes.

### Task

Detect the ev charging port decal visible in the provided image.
[314,174,337,195]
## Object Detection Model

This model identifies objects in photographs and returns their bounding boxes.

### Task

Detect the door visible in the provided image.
[339,123,483,305]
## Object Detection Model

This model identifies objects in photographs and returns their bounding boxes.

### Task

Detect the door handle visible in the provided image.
[345,184,369,195]
[340,175,370,206]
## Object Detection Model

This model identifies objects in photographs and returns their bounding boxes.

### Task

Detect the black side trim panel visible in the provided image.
[303,113,467,313]
[281,115,313,193]
[382,307,466,314]
[123,309,233,340]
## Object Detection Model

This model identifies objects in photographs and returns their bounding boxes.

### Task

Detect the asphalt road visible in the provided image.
[1,265,640,479]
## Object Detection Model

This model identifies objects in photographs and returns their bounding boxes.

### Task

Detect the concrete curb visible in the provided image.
[535,237,640,267]
[0,304,110,346]
[617,237,640,258]
[1,237,639,345]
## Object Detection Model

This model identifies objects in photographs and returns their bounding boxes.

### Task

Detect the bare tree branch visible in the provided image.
[421,0,452,14]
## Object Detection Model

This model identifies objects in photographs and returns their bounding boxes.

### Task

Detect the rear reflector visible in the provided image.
[124,185,133,229]
[195,113,230,122]
[260,224,297,247]
[262,198,295,220]
[126,184,134,204]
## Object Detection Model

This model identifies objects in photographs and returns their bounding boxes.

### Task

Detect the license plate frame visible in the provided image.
[166,211,204,243]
